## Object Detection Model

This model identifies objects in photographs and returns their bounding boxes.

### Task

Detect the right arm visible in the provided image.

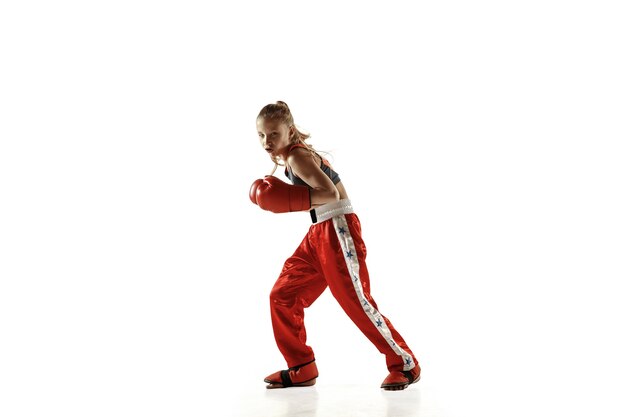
[286,148,339,208]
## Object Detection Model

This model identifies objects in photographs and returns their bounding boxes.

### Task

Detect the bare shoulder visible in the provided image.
[286,147,319,174]
[286,146,335,190]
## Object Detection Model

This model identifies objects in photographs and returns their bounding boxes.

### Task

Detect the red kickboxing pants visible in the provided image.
[269,201,418,373]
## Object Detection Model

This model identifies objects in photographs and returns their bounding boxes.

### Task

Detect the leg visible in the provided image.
[266,233,327,388]
[316,214,420,388]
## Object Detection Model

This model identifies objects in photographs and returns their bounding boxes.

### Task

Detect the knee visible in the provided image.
[269,283,295,308]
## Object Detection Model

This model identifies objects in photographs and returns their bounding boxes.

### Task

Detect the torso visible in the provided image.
[285,151,349,200]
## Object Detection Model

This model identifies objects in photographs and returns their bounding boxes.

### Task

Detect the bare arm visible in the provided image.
[286,148,340,208]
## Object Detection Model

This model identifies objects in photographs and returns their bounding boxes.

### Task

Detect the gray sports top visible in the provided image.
[284,145,341,188]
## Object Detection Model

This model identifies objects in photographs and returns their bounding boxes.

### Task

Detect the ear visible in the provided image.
[289,125,296,139]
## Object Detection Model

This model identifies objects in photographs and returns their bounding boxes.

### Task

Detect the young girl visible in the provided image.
[249,101,420,391]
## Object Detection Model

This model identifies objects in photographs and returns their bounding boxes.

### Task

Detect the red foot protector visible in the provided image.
[264,360,319,389]
[380,364,421,391]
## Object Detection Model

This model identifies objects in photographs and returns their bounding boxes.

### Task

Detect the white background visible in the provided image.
[1,1,624,416]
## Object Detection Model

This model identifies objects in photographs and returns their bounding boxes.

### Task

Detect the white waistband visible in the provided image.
[310,199,354,224]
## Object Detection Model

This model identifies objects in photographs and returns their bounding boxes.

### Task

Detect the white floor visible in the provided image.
[233,381,446,417]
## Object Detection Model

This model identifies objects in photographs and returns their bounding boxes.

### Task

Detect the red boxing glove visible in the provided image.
[249,178,264,205]
[255,176,310,213]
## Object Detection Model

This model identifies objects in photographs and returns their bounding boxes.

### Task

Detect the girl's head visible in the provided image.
[256,101,312,165]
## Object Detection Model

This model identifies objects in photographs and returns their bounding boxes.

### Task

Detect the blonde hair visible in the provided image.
[257,101,318,174]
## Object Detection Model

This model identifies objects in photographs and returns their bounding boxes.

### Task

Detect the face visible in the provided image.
[257,117,294,159]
